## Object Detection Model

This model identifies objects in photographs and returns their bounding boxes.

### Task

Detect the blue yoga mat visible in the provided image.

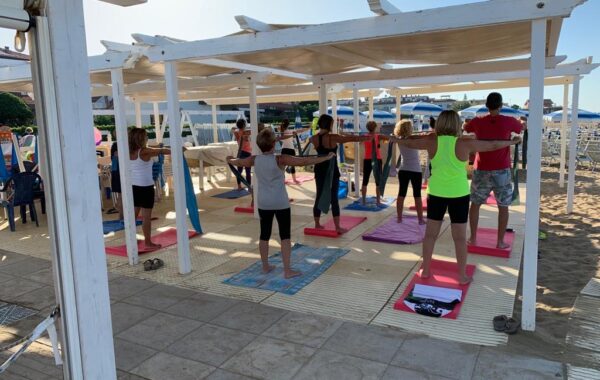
[103,219,142,235]
[344,196,395,212]
[212,188,250,199]
[223,243,349,295]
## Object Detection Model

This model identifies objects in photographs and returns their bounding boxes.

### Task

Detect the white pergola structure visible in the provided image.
[0,0,595,377]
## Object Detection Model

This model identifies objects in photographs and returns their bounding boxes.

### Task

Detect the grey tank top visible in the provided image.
[399,145,422,173]
[255,154,290,210]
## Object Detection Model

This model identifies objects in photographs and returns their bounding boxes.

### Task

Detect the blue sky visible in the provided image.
[0,0,598,111]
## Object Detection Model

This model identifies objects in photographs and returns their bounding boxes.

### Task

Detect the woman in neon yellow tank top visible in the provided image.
[390,110,520,284]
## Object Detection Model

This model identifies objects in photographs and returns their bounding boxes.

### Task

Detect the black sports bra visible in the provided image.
[315,133,338,156]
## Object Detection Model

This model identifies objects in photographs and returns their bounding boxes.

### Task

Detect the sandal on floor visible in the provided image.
[493,315,520,334]
[151,258,164,270]
[504,318,520,334]
[143,259,154,271]
[493,315,508,331]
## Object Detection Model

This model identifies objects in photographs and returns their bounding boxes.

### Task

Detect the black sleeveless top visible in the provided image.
[315,133,338,156]
[314,133,339,176]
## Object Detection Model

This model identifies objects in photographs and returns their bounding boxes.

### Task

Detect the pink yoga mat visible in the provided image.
[105,228,199,257]
[409,198,427,211]
[304,215,367,238]
[362,215,426,244]
[486,194,497,205]
[394,259,476,319]
[467,228,514,258]
[285,175,314,185]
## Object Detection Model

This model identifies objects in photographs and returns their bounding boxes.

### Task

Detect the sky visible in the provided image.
[0,0,598,111]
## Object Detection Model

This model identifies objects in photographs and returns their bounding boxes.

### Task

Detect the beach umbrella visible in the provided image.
[391,102,443,116]
[294,111,302,129]
[312,106,358,117]
[459,104,525,119]
[361,110,396,120]
[543,109,600,123]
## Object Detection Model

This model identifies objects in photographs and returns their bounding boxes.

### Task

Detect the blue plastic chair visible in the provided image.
[0,171,42,231]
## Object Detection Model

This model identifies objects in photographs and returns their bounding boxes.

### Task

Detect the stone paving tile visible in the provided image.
[0,272,15,284]
[472,348,563,380]
[0,257,50,276]
[165,324,256,367]
[263,311,343,348]
[132,352,215,380]
[382,365,453,380]
[391,336,480,380]
[109,277,156,302]
[292,349,388,380]
[222,336,315,380]
[14,286,56,310]
[205,369,256,380]
[113,338,157,372]
[0,250,30,268]
[123,284,195,311]
[322,322,406,363]
[21,267,55,286]
[117,370,149,380]
[212,301,288,334]
[0,278,46,303]
[117,312,201,350]
[111,302,157,334]
[165,292,239,322]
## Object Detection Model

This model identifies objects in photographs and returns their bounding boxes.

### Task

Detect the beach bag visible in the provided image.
[338,179,348,199]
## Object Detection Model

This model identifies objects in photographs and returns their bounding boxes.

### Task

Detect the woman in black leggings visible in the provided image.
[310,114,370,234]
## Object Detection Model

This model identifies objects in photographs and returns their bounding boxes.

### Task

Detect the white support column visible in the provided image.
[29,4,116,378]
[134,100,142,128]
[522,18,547,332]
[395,93,401,123]
[153,102,162,143]
[211,103,218,143]
[559,83,569,187]
[249,80,259,218]
[566,76,580,214]
[164,62,192,274]
[368,95,374,121]
[111,69,139,266]
[318,81,327,116]
[353,87,360,197]
[331,93,338,133]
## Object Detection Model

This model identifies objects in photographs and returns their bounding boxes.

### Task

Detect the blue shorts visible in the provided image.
[470,169,513,207]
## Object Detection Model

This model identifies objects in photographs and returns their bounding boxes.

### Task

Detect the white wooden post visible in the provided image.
[368,94,374,121]
[211,103,218,143]
[134,100,142,128]
[353,87,360,197]
[331,93,338,133]
[164,62,192,274]
[559,83,569,187]
[522,18,546,332]
[153,102,162,143]
[318,81,327,116]
[29,5,116,378]
[566,76,580,214]
[395,93,401,123]
[111,69,139,266]
[249,80,259,218]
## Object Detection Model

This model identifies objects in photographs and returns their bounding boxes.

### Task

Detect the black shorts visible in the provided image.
[362,158,382,187]
[427,194,470,224]
[258,208,291,241]
[132,185,155,209]
[398,170,422,198]
[281,148,296,174]
[111,171,121,193]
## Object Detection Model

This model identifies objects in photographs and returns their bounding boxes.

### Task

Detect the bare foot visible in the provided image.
[262,264,276,274]
[336,227,348,234]
[293,180,301,184]
[361,198,366,205]
[459,275,473,285]
[284,269,302,279]
[314,223,324,229]
[418,219,427,225]
[420,269,431,279]
[497,241,510,249]
[467,237,477,245]
[376,201,382,207]
[397,216,403,223]
[144,242,162,249]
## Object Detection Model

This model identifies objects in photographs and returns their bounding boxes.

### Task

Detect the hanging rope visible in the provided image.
[294,133,303,157]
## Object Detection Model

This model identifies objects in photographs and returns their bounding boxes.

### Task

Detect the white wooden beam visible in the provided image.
[547,17,563,57]
[249,80,259,219]
[29,6,116,377]
[307,46,393,70]
[164,62,192,274]
[211,104,218,143]
[566,75,580,214]
[353,87,360,197]
[368,0,401,15]
[559,83,569,187]
[134,100,142,128]
[318,82,327,115]
[147,0,584,62]
[153,101,162,143]
[522,18,547,332]
[235,15,273,32]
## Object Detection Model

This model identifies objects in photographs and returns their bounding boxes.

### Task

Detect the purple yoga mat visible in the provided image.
[362,215,426,244]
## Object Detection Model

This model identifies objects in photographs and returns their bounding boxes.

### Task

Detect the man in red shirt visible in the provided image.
[464,92,523,249]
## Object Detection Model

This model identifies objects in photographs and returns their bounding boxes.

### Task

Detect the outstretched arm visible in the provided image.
[142,146,171,159]
[463,136,521,153]
[388,134,433,150]
[333,134,372,144]
[278,152,335,167]
[227,155,255,167]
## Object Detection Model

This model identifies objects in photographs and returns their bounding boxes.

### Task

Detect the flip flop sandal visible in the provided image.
[106,208,119,214]
[151,258,164,270]
[143,259,154,271]
[493,315,508,332]
[504,317,520,334]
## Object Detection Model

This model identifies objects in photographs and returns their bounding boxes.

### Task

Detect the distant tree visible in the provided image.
[0,92,34,126]
[451,101,472,112]
[511,104,521,110]
[297,101,319,120]
[94,115,115,125]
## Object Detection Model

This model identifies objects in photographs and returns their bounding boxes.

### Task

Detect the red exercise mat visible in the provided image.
[234,199,293,214]
[394,259,476,319]
[409,197,427,211]
[105,228,199,257]
[467,228,514,258]
[304,215,367,238]
[285,175,314,185]
[485,194,497,205]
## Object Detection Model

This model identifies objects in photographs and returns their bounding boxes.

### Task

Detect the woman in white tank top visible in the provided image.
[228,128,334,279]
[128,128,171,249]
[277,119,309,184]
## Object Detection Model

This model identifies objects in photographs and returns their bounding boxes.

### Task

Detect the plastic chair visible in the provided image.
[0,171,42,231]
[11,161,46,214]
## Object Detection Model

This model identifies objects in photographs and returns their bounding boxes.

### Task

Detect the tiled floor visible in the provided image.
[0,251,567,379]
